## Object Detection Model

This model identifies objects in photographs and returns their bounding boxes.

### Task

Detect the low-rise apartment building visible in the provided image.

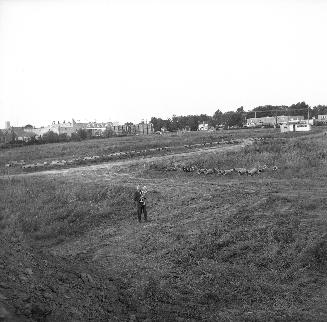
[317,115,327,123]
[246,115,304,127]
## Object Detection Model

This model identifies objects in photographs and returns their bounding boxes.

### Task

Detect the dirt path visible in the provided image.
[2,140,251,179]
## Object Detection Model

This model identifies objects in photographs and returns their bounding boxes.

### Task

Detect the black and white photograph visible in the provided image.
[1,0,327,320]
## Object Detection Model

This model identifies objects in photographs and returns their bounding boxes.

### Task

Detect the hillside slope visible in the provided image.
[1,133,327,321]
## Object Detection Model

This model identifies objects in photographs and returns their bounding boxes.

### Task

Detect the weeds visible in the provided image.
[1,129,327,320]
[147,133,327,179]
[1,127,319,174]
[0,178,134,246]
[167,194,327,318]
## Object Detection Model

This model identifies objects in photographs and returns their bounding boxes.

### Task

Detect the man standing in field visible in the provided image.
[134,185,148,222]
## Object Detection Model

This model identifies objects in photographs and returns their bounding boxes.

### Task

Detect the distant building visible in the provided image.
[0,129,13,145]
[11,127,36,142]
[317,115,327,123]
[198,123,209,131]
[109,122,154,136]
[49,119,86,136]
[25,119,87,137]
[8,119,154,140]
[134,122,154,135]
[280,120,311,133]
[5,121,10,129]
[246,117,275,127]
[86,122,112,137]
[69,121,155,137]
[281,115,305,123]
[0,127,36,144]
[246,115,304,127]
[24,124,34,130]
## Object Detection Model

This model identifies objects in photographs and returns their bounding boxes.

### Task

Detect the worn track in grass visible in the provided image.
[1,140,252,179]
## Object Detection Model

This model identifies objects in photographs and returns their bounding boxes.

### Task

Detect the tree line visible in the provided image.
[151,102,327,131]
[3,101,327,148]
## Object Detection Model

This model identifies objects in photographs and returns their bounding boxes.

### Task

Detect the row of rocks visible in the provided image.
[4,160,26,167]
[195,165,278,175]
[184,139,243,149]
[249,137,267,141]
[5,138,245,170]
[162,164,278,175]
[6,147,171,170]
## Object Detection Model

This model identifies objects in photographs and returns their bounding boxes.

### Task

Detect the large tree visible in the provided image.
[150,117,167,132]
[222,111,244,128]
[42,131,59,143]
[246,105,287,119]
[288,101,311,119]
[213,109,223,127]
[312,105,327,118]
[24,124,34,129]
[236,106,245,113]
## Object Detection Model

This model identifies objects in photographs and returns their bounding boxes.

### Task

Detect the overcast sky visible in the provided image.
[1,0,327,127]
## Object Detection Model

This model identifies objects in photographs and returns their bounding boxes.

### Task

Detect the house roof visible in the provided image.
[11,127,36,137]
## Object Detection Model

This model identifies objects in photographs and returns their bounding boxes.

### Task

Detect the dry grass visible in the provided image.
[1,129,327,320]
[147,133,327,179]
[0,127,318,172]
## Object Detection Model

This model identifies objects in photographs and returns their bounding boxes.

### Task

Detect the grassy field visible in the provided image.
[1,128,327,321]
[0,127,321,175]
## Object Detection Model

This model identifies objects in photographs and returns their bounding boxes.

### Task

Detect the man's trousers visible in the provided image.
[137,204,147,222]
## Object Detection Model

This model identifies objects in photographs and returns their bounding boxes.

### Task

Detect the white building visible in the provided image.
[280,120,311,133]
[246,115,304,127]
[198,123,209,131]
[317,115,327,123]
